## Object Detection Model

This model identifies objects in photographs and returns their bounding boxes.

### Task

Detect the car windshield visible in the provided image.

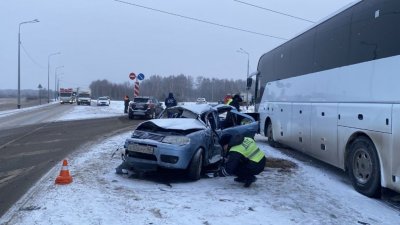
[79,94,90,98]
[134,98,149,103]
[60,93,71,97]
[99,97,107,100]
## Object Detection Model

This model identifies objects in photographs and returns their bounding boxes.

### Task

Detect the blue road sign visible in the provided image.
[137,73,145,81]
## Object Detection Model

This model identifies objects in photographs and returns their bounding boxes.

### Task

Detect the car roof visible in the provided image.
[170,104,213,115]
[134,96,153,99]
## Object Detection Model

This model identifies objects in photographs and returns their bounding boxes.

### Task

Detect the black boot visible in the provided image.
[234,177,246,183]
[243,175,257,188]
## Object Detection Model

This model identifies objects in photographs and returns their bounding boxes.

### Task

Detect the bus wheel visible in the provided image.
[265,122,277,147]
[347,137,381,197]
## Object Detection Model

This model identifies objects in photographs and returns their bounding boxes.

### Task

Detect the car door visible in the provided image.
[223,110,258,138]
[204,110,223,164]
[214,105,258,138]
[156,99,164,115]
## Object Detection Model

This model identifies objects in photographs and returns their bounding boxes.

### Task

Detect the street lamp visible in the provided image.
[48,52,61,103]
[17,19,39,109]
[54,66,64,101]
[236,48,250,105]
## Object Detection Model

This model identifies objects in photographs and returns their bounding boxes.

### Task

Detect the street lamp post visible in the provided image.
[237,48,250,106]
[48,52,61,103]
[54,66,64,101]
[57,73,64,95]
[17,19,39,109]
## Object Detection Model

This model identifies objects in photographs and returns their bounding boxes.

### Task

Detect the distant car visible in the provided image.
[119,104,259,180]
[128,96,164,119]
[97,97,110,106]
[196,98,207,104]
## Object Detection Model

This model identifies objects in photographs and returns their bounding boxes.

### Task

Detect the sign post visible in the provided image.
[134,81,140,97]
[129,72,144,97]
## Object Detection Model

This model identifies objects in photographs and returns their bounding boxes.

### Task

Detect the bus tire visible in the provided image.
[187,148,203,180]
[347,136,381,198]
[265,121,277,147]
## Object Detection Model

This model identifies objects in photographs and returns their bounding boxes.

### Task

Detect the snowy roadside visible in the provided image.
[0,102,58,118]
[54,100,125,121]
[0,101,399,225]
[1,133,399,225]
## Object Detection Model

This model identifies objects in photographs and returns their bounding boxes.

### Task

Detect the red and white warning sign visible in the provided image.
[134,81,140,97]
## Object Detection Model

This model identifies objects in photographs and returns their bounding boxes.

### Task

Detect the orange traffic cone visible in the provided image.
[55,159,73,184]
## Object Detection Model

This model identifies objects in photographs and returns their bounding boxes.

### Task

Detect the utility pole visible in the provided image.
[17,19,39,109]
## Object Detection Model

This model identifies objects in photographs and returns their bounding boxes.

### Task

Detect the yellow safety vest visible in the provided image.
[230,137,265,163]
[226,98,233,105]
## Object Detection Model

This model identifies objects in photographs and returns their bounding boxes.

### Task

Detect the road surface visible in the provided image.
[0,103,73,130]
[0,104,142,217]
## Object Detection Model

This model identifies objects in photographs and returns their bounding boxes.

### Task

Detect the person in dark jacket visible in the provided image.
[217,130,266,187]
[164,92,177,108]
[124,95,130,113]
[165,93,177,118]
[229,94,243,111]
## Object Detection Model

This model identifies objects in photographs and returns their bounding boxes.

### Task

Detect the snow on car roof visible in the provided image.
[171,104,213,115]
[147,118,205,130]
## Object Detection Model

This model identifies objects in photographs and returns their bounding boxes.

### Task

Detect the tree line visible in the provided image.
[89,74,252,102]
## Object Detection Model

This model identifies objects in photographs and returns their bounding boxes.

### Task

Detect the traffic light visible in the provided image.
[246,77,252,90]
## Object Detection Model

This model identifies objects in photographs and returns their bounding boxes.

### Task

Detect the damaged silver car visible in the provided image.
[117,104,258,180]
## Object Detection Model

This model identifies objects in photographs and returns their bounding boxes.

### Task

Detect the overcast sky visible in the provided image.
[1,0,355,90]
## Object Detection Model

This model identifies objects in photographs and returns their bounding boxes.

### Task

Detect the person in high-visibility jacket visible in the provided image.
[217,130,266,187]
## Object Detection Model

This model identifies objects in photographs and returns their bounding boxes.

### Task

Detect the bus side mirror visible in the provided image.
[246,78,252,90]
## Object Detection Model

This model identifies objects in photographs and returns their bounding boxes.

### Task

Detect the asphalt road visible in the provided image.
[0,111,141,217]
[0,103,74,130]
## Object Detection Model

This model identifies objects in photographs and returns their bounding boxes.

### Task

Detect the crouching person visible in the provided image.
[217,131,266,187]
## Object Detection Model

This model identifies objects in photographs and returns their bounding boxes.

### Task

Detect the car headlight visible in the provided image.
[162,136,190,145]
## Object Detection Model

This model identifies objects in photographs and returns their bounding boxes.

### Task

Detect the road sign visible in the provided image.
[134,81,140,97]
[129,72,136,80]
[137,73,145,81]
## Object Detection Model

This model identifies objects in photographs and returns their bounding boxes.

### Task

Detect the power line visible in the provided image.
[233,0,315,23]
[113,0,287,41]
[20,43,46,69]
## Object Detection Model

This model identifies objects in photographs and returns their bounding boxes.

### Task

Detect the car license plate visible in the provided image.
[128,144,154,154]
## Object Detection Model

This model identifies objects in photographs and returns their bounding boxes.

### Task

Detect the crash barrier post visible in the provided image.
[55,159,73,185]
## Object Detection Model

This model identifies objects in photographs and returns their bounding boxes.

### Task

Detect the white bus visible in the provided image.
[256,0,400,197]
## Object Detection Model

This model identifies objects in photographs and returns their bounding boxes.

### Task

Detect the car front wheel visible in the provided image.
[128,111,134,120]
[187,148,203,180]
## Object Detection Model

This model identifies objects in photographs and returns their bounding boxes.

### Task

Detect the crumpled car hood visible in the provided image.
[144,118,205,130]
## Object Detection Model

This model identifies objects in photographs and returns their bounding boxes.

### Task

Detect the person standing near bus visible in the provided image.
[229,94,243,111]
[224,94,233,105]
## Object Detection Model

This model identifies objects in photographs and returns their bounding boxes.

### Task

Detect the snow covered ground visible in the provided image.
[0,101,399,225]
